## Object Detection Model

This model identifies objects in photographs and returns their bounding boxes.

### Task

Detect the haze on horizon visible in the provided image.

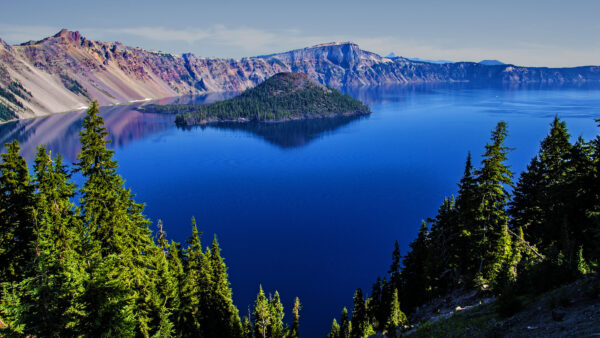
[1,0,599,67]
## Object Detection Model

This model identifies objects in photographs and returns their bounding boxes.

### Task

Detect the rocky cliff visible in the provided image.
[1,29,599,120]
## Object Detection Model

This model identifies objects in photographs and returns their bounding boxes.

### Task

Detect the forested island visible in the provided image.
[139,72,371,127]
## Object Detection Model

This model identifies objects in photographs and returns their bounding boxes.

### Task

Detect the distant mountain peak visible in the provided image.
[386,52,397,58]
[479,59,505,66]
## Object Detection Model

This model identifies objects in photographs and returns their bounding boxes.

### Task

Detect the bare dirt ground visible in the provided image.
[400,274,600,337]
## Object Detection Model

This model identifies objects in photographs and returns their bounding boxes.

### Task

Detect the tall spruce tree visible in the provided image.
[253,285,270,338]
[385,289,407,337]
[206,235,241,337]
[288,296,301,338]
[339,307,351,338]
[75,101,163,336]
[0,140,36,283]
[473,121,514,288]
[268,291,284,338]
[327,318,340,338]
[351,288,368,338]
[180,217,204,336]
[400,221,430,311]
[15,146,87,336]
[454,152,479,284]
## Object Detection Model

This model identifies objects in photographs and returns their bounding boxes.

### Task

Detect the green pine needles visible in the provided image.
[0,101,300,337]
[332,118,600,336]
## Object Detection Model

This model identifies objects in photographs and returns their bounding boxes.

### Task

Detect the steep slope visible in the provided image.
[0,29,599,120]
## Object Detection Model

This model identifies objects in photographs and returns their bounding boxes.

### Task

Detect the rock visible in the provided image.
[552,309,566,321]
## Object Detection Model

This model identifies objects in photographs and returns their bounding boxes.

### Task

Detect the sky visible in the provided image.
[0,0,599,67]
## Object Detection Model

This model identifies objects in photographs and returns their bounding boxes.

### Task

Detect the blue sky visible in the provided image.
[1,0,598,67]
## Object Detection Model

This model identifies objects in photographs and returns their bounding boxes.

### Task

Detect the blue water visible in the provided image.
[1,85,599,336]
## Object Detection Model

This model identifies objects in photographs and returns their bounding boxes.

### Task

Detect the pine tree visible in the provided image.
[0,140,36,282]
[351,288,368,338]
[367,277,384,330]
[451,152,481,284]
[180,217,204,335]
[75,101,161,336]
[15,146,87,336]
[253,285,270,338]
[473,121,514,288]
[511,117,573,258]
[427,196,458,294]
[401,221,430,311]
[327,319,340,338]
[385,289,407,337]
[167,241,185,335]
[206,235,241,337]
[288,297,301,338]
[268,291,284,338]
[241,315,253,338]
[339,307,351,338]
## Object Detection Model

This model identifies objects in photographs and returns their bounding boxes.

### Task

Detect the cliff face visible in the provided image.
[0,29,599,120]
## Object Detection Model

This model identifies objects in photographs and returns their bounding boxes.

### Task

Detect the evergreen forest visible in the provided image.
[1,100,599,337]
[0,102,301,337]
[327,117,600,337]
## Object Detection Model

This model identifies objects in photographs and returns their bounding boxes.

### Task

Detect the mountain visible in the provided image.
[1,29,600,121]
[146,72,370,126]
[479,59,505,66]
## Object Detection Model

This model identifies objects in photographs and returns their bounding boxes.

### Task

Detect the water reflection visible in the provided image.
[204,115,368,149]
[0,93,239,161]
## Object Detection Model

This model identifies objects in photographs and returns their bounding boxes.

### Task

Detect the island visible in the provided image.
[140,72,371,127]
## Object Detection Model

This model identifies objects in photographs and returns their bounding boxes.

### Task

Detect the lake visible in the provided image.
[1,84,599,336]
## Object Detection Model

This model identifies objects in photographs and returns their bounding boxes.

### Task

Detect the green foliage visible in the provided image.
[385,289,407,337]
[0,102,279,337]
[339,307,351,338]
[145,72,370,126]
[59,74,90,99]
[326,319,340,338]
[0,140,35,283]
[350,288,368,338]
[0,101,17,121]
[253,285,270,338]
[268,291,284,338]
[289,297,301,338]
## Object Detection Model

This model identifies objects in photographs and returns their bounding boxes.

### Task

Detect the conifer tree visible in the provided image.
[253,285,270,338]
[385,289,407,337]
[0,140,36,282]
[473,121,514,288]
[288,296,301,338]
[427,196,458,294]
[75,101,162,336]
[327,319,340,338]
[339,307,351,338]
[454,152,480,283]
[241,316,253,338]
[351,288,368,338]
[511,117,573,258]
[400,221,430,311]
[206,235,241,337]
[15,146,87,336]
[367,277,384,330]
[180,217,204,335]
[166,241,185,334]
[268,291,284,338]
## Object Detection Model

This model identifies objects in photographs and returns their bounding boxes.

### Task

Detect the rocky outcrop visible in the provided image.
[0,29,599,120]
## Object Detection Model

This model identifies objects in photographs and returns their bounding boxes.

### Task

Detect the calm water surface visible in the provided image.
[1,85,599,336]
